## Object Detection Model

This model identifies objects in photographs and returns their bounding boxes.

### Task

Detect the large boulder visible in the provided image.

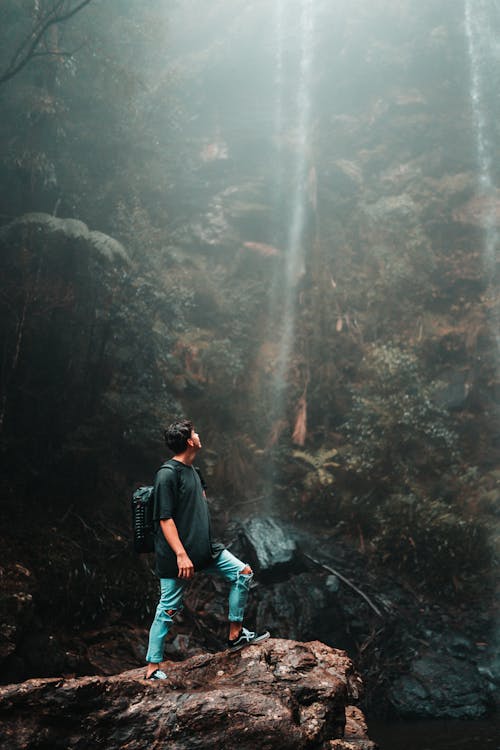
[0,639,376,750]
[388,652,491,719]
[237,517,303,581]
[254,572,352,653]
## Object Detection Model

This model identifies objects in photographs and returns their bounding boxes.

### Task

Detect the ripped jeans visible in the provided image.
[146,549,253,663]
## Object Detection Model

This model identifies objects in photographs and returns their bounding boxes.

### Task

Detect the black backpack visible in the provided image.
[131,485,156,553]
[131,462,207,553]
[131,461,176,554]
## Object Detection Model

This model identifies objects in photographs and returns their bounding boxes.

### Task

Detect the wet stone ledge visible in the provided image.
[0,639,377,750]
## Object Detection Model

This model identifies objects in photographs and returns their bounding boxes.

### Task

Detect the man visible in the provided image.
[145,419,269,680]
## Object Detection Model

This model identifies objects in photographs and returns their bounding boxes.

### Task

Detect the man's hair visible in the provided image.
[164,419,194,454]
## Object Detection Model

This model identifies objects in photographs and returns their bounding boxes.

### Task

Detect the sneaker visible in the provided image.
[147,669,167,680]
[228,626,270,652]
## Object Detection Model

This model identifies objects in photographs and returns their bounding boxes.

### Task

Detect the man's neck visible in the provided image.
[172,450,196,466]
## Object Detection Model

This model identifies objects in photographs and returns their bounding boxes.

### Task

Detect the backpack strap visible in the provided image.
[160,459,180,473]
[158,460,207,498]
[158,459,182,499]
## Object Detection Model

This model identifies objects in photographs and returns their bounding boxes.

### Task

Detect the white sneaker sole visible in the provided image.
[228,631,270,652]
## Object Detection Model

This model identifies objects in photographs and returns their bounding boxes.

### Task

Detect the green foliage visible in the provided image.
[341,343,459,480]
[110,199,165,263]
[369,493,492,597]
[0,0,185,226]
[202,338,244,385]
[292,447,340,491]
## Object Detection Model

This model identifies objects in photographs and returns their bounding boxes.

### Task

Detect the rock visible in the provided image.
[431,371,471,411]
[255,572,351,652]
[326,575,341,593]
[85,625,152,676]
[328,706,377,749]
[388,653,491,719]
[238,517,302,581]
[0,639,374,750]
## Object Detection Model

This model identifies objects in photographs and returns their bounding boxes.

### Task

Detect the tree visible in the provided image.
[0,0,94,87]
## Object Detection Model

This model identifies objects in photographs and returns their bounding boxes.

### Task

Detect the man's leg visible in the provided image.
[145,577,185,678]
[228,563,253,640]
[205,549,269,647]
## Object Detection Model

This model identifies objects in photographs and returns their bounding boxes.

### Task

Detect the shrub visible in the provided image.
[341,343,459,482]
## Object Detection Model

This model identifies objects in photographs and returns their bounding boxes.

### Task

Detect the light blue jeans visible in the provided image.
[146,548,253,663]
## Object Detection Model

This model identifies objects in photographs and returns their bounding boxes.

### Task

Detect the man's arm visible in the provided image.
[160,518,194,579]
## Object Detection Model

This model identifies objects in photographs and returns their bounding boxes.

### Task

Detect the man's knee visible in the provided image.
[166,609,176,616]
[239,565,253,586]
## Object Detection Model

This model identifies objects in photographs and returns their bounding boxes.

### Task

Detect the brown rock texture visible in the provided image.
[0,639,376,750]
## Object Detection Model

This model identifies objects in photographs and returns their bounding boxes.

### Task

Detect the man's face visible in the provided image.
[190,428,202,450]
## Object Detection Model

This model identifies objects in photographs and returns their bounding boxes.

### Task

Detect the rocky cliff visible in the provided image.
[0,639,376,750]
[0,0,498,724]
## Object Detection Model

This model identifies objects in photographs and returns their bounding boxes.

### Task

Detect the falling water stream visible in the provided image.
[270,0,315,423]
[262,0,316,507]
[273,0,285,164]
[464,0,499,273]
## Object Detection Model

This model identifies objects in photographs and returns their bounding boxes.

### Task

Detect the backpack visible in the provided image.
[131,485,156,553]
[131,462,207,553]
[131,461,175,554]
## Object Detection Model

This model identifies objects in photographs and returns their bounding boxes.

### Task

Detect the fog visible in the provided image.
[0,0,498,743]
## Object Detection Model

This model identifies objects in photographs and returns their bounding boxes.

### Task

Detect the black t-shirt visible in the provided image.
[153,459,224,579]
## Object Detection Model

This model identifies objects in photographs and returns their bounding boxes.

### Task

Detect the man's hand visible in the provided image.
[177,552,194,579]
[160,519,194,579]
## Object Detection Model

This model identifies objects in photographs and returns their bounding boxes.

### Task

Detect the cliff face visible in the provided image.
[0,639,376,750]
[0,0,498,721]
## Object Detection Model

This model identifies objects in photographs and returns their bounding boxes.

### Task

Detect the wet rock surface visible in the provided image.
[237,516,303,581]
[193,520,495,721]
[388,653,492,719]
[1,510,494,723]
[0,3,498,730]
[0,639,376,750]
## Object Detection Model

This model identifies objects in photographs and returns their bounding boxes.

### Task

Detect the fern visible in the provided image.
[292,448,340,489]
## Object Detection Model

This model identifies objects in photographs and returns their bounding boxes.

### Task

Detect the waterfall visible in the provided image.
[271,0,315,418]
[464,0,499,273]
[260,0,316,507]
[274,0,285,152]
[465,0,500,687]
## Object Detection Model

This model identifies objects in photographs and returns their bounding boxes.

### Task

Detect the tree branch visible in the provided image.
[8,1,65,70]
[304,553,384,618]
[30,43,86,62]
[0,0,94,86]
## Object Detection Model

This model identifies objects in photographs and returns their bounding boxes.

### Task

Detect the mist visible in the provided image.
[0,1,499,746]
